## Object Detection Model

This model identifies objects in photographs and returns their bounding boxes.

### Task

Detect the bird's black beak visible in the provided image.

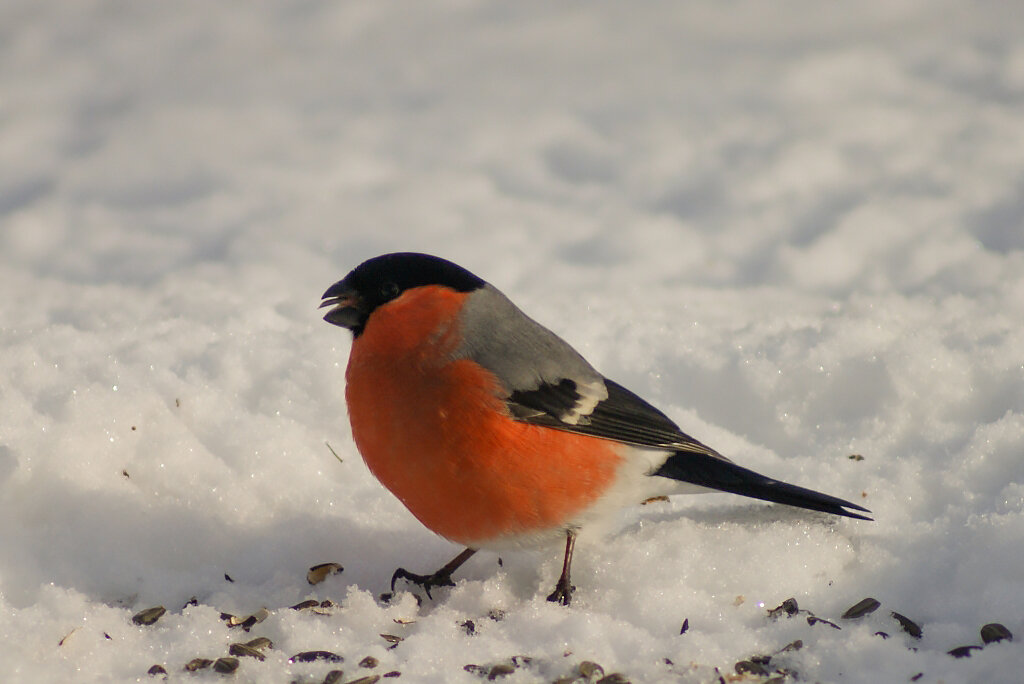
[320,280,365,330]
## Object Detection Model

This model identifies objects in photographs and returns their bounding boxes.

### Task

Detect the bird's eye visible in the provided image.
[380,282,400,300]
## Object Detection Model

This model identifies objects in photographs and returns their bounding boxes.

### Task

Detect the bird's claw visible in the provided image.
[545,577,575,606]
[390,567,457,599]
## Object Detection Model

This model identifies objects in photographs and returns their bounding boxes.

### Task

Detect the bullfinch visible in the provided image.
[320,252,871,606]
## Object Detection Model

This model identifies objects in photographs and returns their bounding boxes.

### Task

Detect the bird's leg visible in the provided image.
[391,548,477,599]
[546,529,577,606]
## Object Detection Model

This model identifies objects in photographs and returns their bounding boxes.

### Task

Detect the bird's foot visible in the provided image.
[390,567,457,599]
[545,577,575,606]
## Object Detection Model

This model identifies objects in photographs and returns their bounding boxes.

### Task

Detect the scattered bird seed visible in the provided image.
[383,671,401,678]
[307,562,344,585]
[228,643,265,660]
[347,677,381,684]
[680,618,689,635]
[213,657,239,674]
[735,661,769,676]
[776,640,802,654]
[360,656,379,669]
[244,637,272,650]
[220,613,245,627]
[807,615,841,630]
[596,675,630,684]
[184,658,213,672]
[241,608,269,632]
[122,469,130,477]
[132,606,166,626]
[147,664,167,677]
[320,599,336,608]
[578,661,605,679]
[460,619,476,635]
[393,617,416,625]
[380,634,403,645]
[948,645,982,658]
[290,651,344,664]
[487,662,516,679]
[848,454,865,461]
[767,598,799,619]
[842,598,881,619]
[224,573,234,582]
[980,623,1012,644]
[890,612,923,639]
[323,671,344,684]
[910,673,923,681]
[291,599,320,611]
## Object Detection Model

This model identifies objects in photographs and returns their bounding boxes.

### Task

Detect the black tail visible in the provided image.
[653,451,872,521]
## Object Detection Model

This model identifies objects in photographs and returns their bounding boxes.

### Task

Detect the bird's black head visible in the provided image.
[320,252,486,335]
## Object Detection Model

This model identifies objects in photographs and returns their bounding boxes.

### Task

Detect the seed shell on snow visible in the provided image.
[291,599,320,611]
[289,650,345,663]
[767,598,799,619]
[578,660,605,679]
[841,597,881,619]
[890,611,923,639]
[948,645,983,658]
[213,656,240,674]
[595,674,631,684]
[184,658,213,671]
[239,607,269,631]
[806,615,841,630]
[360,656,380,668]
[132,606,166,626]
[980,623,1012,644]
[228,642,265,660]
[323,671,344,684]
[244,636,273,650]
[147,664,167,677]
[307,562,344,585]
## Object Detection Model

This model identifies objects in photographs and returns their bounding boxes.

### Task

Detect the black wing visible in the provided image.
[509,377,726,459]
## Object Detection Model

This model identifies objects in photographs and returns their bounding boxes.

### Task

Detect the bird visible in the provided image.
[320,252,871,606]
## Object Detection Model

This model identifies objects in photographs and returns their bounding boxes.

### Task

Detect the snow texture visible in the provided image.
[2,1,1023,682]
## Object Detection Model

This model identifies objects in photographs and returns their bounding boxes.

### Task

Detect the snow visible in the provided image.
[2,0,1022,682]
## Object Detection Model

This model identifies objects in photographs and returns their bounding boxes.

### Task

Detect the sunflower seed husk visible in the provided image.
[132,606,166,626]
[890,612,922,639]
[228,643,265,660]
[980,623,1012,644]
[841,598,881,619]
[184,658,213,671]
[213,657,239,674]
[307,562,344,585]
[290,651,344,664]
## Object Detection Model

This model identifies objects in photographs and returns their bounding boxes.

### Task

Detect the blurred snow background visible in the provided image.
[2,0,1022,682]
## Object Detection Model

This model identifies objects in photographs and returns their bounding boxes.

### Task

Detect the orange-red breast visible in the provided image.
[321,252,870,605]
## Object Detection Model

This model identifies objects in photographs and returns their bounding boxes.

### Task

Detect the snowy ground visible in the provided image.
[2,1,1023,682]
